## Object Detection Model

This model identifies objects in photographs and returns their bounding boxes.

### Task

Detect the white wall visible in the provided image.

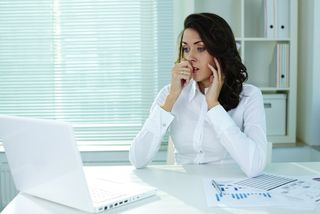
[297,0,320,145]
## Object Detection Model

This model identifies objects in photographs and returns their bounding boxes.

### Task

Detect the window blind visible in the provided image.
[0,0,174,145]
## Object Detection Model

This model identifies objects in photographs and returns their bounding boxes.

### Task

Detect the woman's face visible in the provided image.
[182,28,215,88]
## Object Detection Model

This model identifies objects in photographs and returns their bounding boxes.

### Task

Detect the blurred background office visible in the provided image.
[0,0,319,210]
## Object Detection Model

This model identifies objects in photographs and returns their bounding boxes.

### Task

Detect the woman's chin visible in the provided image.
[192,73,199,80]
[192,75,203,82]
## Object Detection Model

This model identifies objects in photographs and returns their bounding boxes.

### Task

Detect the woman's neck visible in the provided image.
[198,81,210,94]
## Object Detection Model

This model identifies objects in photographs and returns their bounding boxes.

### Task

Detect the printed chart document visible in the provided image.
[202,177,288,208]
[203,174,320,210]
[271,176,320,206]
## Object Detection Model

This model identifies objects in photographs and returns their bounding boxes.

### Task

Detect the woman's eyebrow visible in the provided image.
[182,41,203,45]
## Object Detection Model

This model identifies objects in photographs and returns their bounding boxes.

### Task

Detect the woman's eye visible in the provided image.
[182,47,190,53]
[198,47,206,52]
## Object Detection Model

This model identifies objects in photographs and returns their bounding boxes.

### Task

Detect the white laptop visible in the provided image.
[0,115,157,213]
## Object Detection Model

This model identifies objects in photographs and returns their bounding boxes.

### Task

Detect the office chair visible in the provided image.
[166,137,175,165]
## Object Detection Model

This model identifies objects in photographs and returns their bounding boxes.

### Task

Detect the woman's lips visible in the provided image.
[192,67,199,73]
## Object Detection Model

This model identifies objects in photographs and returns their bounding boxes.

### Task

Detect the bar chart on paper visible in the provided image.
[234,174,297,191]
[214,183,272,203]
[215,191,272,202]
[202,178,289,208]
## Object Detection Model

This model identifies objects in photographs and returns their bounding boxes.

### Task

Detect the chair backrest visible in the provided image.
[166,136,175,165]
[266,141,273,164]
[166,138,273,165]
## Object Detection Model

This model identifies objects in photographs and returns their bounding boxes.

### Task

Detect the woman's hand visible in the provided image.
[169,59,193,98]
[206,57,224,110]
[161,60,192,112]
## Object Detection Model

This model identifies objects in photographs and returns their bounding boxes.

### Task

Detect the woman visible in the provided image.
[129,13,267,177]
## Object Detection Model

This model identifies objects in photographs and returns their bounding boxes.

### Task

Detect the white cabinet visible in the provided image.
[175,0,298,144]
[263,94,286,136]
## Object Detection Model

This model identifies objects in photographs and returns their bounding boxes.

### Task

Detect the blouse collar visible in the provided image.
[188,80,209,102]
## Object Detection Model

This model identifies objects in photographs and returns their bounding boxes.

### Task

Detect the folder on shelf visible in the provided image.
[277,0,289,38]
[270,46,278,87]
[281,43,289,88]
[276,43,289,88]
[264,0,289,38]
[264,0,277,38]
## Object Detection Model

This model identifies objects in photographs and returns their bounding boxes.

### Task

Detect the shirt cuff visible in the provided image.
[207,105,235,136]
[147,104,174,135]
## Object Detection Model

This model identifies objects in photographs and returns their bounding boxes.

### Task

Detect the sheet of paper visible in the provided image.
[270,176,320,205]
[232,174,320,207]
[234,173,297,191]
[202,176,318,210]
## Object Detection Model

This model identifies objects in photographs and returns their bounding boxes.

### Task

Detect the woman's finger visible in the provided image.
[213,57,222,82]
[180,58,193,71]
[208,64,217,77]
[180,70,192,84]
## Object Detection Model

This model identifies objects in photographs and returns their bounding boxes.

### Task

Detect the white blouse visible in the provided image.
[129,80,268,177]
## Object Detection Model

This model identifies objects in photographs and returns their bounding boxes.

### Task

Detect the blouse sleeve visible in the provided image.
[206,87,268,177]
[129,85,174,168]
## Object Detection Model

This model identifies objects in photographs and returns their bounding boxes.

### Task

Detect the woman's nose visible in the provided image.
[185,48,197,62]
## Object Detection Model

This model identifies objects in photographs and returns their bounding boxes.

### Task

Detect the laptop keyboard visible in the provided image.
[90,187,125,203]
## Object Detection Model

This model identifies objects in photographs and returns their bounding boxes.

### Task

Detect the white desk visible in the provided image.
[2,162,320,214]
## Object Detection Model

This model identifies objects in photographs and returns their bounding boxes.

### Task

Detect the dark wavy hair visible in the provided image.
[177,13,248,111]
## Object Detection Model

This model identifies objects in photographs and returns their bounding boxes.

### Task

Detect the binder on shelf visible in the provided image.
[283,44,289,87]
[277,0,289,38]
[276,43,289,88]
[270,46,278,87]
[264,0,289,38]
[264,0,277,38]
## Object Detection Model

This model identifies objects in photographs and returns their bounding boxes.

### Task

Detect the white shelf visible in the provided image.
[178,0,297,144]
[260,87,290,92]
[243,38,291,42]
